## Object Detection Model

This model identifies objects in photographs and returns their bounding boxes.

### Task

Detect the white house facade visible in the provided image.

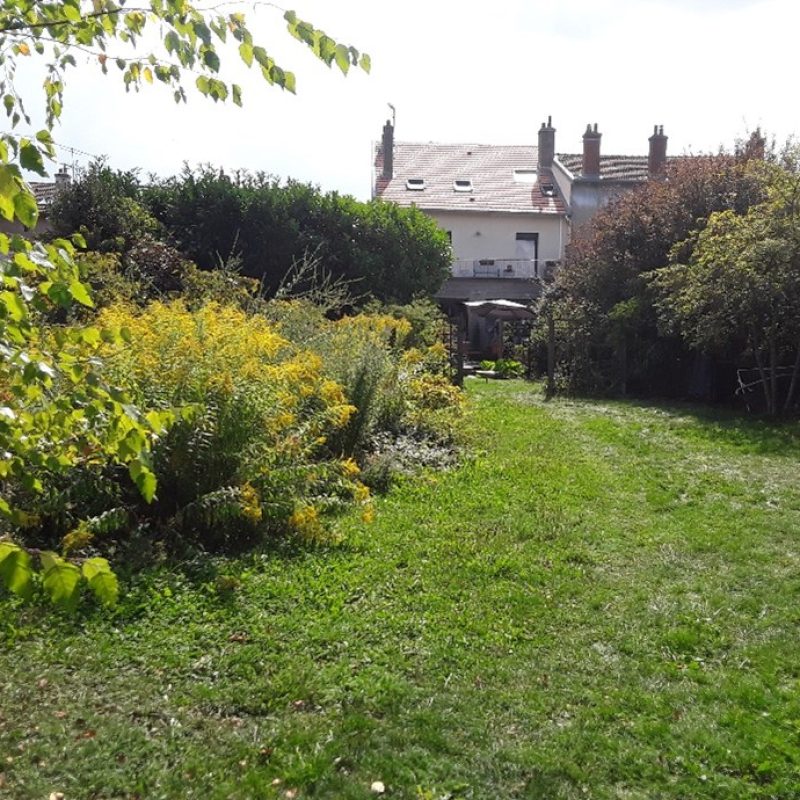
[372,117,670,311]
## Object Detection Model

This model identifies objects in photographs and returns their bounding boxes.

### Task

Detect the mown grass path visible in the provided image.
[3,381,800,799]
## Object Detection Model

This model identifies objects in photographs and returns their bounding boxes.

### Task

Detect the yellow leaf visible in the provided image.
[17,43,30,56]
[143,66,153,84]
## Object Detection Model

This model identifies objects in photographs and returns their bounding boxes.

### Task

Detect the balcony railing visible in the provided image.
[452,258,538,279]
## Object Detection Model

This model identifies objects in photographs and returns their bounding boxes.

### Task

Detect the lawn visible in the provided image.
[3,380,800,799]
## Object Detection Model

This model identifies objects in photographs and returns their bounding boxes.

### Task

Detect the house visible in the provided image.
[373,117,670,358]
[373,117,669,302]
[0,166,71,236]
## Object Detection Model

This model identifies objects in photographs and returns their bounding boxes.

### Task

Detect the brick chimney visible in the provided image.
[648,125,668,177]
[54,164,71,189]
[537,115,555,172]
[582,123,601,178]
[381,119,394,180]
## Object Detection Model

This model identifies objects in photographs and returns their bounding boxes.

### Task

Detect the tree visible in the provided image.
[49,159,160,251]
[650,161,800,415]
[0,0,369,603]
[541,152,767,397]
[142,167,452,302]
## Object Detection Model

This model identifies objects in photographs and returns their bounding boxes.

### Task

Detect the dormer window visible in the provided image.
[541,183,555,197]
[406,178,425,191]
[513,169,537,183]
[453,179,473,193]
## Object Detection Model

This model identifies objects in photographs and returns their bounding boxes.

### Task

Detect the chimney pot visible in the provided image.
[582,123,602,178]
[381,119,394,180]
[648,124,668,178]
[54,165,71,188]
[538,115,556,172]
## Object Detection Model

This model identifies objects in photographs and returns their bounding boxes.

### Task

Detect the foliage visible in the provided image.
[48,160,160,251]
[542,152,768,397]
[0,233,170,605]
[493,358,524,379]
[0,540,117,607]
[379,296,447,349]
[0,1,371,606]
[143,167,452,302]
[90,300,367,549]
[650,159,800,415]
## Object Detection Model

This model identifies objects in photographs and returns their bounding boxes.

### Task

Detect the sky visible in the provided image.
[16,0,800,199]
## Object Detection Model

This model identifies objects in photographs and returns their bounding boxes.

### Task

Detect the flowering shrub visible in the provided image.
[2,291,462,607]
[89,300,370,549]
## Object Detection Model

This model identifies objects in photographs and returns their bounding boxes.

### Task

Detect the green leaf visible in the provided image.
[0,164,20,221]
[13,188,38,229]
[63,4,82,23]
[232,84,242,106]
[129,459,157,503]
[360,53,371,73]
[41,551,81,608]
[196,75,211,96]
[238,41,253,68]
[19,140,46,175]
[334,44,351,75]
[0,544,33,600]
[203,49,221,72]
[0,289,26,322]
[68,279,94,308]
[82,558,119,606]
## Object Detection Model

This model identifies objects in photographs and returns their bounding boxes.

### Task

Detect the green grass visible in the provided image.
[3,381,800,799]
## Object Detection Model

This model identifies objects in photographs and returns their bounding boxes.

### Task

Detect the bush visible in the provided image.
[11,301,371,556]
[494,359,524,379]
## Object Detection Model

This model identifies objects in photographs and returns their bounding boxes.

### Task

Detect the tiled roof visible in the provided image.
[435,277,542,303]
[555,153,676,181]
[375,142,566,215]
[29,182,60,209]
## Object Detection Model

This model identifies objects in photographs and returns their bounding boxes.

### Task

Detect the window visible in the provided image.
[541,183,555,197]
[453,179,473,192]
[406,178,425,191]
[513,169,537,183]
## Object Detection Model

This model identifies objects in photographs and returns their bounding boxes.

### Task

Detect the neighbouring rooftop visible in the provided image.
[374,142,567,214]
[555,153,677,181]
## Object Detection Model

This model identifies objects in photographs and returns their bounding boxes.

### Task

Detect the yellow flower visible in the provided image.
[341,457,360,478]
[288,504,326,542]
[353,482,370,503]
[239,482,263,524]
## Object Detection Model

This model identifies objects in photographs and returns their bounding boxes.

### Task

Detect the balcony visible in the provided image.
[451,258,538,279]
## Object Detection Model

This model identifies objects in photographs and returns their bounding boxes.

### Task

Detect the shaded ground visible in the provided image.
[2,381,800,799]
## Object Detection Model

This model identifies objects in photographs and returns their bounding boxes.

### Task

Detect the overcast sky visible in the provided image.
[20,0,799,199]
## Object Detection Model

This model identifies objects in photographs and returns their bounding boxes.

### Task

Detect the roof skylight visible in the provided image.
[453,179,473,193]
[513,169,538,183]
[406,178,425,191]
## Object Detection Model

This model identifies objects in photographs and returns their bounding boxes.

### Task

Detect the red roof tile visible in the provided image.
[555,153,678,181]
[375,142,566,215]
[29,182,60,209]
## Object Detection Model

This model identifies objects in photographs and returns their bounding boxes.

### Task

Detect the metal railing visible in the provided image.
[451,258,538,279]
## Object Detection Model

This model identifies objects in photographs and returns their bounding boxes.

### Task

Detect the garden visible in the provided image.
[3,381,800,798]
